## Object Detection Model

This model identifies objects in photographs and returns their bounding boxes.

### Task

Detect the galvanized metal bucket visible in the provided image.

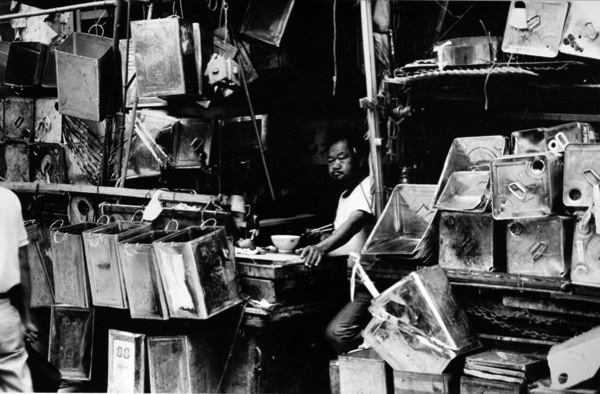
[82,221,151,308]
[130,18,198,97]
[56,32,113,121]
[51,222,100,307]
[118,230,172,320]
[153,226,240,319]
[3,42,47,88]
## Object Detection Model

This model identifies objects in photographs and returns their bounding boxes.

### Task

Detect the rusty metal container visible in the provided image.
[563,144,600,208]
[51,222,99,307]
[107,330,145,393]
[48,306,94,381]
[506,215,573,278]
[491,152,563,220]
[362,184,437,258]
[130,18,198,97]
[338,349,392,394]
[502,1,569,58]
[571,213,600,287]
[173,118,213,168]
[3,42,47,88]
[30,142,67,184]
[511,122,596,155]
[439,212,502,272]
[83,222,151,308]
[0,140,29,182]
[364,266,480,374]
[118,231,171,320]
[56,32,114,121]
[434,171,490,212]
[559,2,600,60]
[393,370,457,394]
[26,223,54,307]
[34,98,62,143]
[3,97,34,141]
[153,226,241,319]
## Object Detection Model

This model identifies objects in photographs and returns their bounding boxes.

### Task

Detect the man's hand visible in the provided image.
[23,318,38,344]
[298,244,325,268]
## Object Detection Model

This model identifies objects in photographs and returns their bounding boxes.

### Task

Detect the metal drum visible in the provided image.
[51,222,100,307]
[364,266,480,374]
[56,32,114,121]
[153,226,240,319]
[118,231,171,320]
[48,306,94,381]
[506,215,573,278]
[130,18,198,97]
[491,152,563,220]
[439,212,502,272]
[83,222,151,309]
[107,330,145,393]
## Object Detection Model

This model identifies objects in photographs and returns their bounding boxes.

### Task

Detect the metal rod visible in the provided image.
[360,0,385,218]
[0,0,117,21]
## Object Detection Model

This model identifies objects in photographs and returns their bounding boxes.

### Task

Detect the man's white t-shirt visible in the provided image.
[0,187,28,293]
[329,177,373,256]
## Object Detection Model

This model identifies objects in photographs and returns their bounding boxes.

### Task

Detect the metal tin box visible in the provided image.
[0,140,29,182]
[571,213,600,287]
[393,370,457,394]
[364,266,479,374]
[119,39,167,108]
[51,222,99,307]
[439,212,502,272]
[30,142,67,184]
[512,122,596,155]
[118,231,171,320]
[56,32,114,121]
[559,2,600,60]
[460,376,525,394]
[153,226,241,319]
[48,306,94,381]
[3,97,34,141]
[502,1,569,58]
[563,144,600,208]
[34,98,62,143]
[26,223,54,307]
[3,42,47,87]
[83,222,151,308]
[42,44,57,88]
[506,215,573,278]
[433,136,507,210]
[362,184,437,258]
[173,118,213,168]
[130,18,198,97]
[491,152,563,220]
[435,171,490,212]
[107,330,145,393]
[338,349,392,394]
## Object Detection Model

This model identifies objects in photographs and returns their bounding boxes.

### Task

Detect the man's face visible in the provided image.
[328,139,356,182]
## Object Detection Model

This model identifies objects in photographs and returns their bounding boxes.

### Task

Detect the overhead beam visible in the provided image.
[0,0,116,22]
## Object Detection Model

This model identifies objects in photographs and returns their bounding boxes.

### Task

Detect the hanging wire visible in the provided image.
[332,0,338,96]
[207,0,219,12]
[88,9,107,36]
[435,2,477,43]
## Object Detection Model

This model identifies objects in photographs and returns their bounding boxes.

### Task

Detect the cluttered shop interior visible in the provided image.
[1,0,600,393]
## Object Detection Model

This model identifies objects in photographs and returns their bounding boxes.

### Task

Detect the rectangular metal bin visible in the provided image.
[118,231,171,320]
[30,142,67,184]
[511,122,596,155]
[26,223,54,307]
[439,212,503,272]
[393,370,457,394]
[563,144,600,208]
[153,226,241,319]
[48,306,94,381]
[107,329,145,393]
[559,2,600,60]
[34,98,62,143]
[506,215,573,278]
[491,152,563,220]
[83,222,151,308]
[364,266,479,374]
[571,212,600,287]
[56,32,114,121]
[130,18,198,97]
[51,222,99,307]
[3,41,47,88]
[3,97,34,141]
[338,348,392,394]
[0,140,29,182]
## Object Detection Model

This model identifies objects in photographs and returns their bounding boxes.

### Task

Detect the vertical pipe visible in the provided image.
[360,0,385,217]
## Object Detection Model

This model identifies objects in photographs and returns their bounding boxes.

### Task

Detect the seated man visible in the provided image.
[299,129,375,354]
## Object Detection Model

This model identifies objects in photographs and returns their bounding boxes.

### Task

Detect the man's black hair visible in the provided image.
[325,127,365,157]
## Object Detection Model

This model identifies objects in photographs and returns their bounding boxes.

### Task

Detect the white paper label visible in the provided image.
[112,339,135,393]
[164,254,195,311]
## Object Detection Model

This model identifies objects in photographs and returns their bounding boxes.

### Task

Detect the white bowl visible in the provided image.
[271,235,300,253]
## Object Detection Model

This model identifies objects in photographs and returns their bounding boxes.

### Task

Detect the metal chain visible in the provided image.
[466,305,580,343]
